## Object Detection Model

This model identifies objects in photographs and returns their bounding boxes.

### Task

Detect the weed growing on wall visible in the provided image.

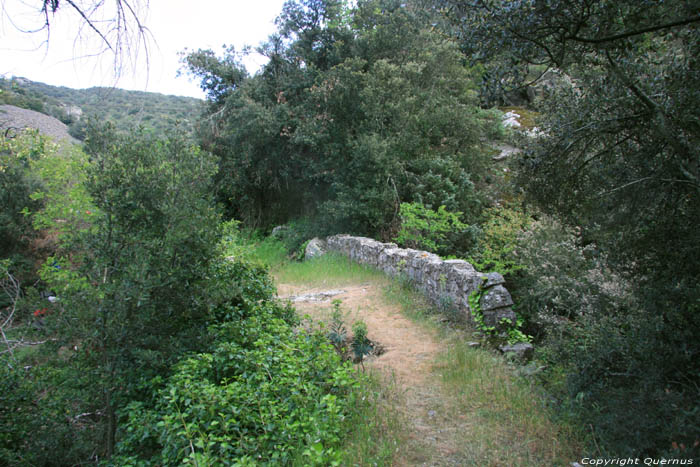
[468,281,531,345]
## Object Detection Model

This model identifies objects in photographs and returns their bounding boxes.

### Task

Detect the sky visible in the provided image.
[0,0,288,98]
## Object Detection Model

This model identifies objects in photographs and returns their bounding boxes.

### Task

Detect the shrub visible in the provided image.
[469,203,532,277]
[510,216,634,338]
[394,202,476,256]
[115,300,358,465]
[0,354,104,465]
[0,131,48,281]
[540,304,700,459]
[270,218,327,261]
[512,217,699,458]
[351,320,371,364]
[18,124,224,459]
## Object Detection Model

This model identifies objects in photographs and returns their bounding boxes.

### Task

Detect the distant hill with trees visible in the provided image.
[0,76,203,139]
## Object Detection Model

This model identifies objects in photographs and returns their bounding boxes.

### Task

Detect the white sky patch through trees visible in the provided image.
[0,0,287,98]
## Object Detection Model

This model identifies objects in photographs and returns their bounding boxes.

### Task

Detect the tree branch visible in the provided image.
[63,0,115,52]
[569,15,700,44]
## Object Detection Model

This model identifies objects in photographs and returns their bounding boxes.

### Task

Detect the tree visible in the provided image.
[34,124,221,457]
[438,0,700,287]
[0,131,46,280]
[436,0,700,103]
[183,0,496,238]
[438,0,700,456]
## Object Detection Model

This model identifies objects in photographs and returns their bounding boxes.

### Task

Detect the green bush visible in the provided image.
[351,320,371,364]
[510,216,634,338]
[469,203,532,277]
[511,217,700,458]
[115,300,357,465]
[394,202,476,256]
[540,305,700,459]
[6,124,225,460]
[184,3,494,237]
[273,218,324,260]
[0,355,103,465]
[0,131,48,281]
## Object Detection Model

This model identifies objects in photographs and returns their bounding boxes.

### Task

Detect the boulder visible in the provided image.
[482,272,506,288]
[502,111,521,128]
[481,307,517,328]
[304,237,328,260]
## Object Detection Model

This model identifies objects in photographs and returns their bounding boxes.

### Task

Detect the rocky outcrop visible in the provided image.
[325,235,516,326]
[304,237,328,260]
[0,105,79,145]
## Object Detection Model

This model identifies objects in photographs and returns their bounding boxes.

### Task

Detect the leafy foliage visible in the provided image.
[468,282,530,345]
[114,281,357,465]
[437,0,700,457]
[469,203,532,277]
[183,0,495,237]
[1,123,363,464]
[351,320,371,364]
[328,299,348,356]
[5,124,222,460]
[394,202,474,257]
[510,217,634,337]
[0,131,48,281]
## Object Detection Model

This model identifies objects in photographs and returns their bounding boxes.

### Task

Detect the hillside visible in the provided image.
[0,77,203,139]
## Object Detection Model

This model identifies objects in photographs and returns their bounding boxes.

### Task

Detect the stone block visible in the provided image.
[483,272,506,288]
[480,285,514,311]
[498,343,534,362]
[481,307,517,327]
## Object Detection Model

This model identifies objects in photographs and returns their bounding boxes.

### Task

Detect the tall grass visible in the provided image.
[381,272,584,465]
[247,236,385,287]
[339,370,407,466]
[272,251,386,287]
[434,341,583,466]
[248,235,288,268]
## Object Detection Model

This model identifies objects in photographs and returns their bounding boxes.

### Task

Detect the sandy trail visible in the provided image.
[277,282,469,466]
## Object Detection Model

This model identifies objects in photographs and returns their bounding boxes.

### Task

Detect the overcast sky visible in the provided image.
[0,0,288,98]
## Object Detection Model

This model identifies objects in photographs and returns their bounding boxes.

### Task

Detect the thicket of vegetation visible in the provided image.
[183,0,499,236]
[0,129,360,464]
[1,0,699,463]
[0,77,202,138]
[436,0,700,458]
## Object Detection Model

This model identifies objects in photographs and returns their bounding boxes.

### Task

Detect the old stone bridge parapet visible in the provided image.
[324,234,516,327]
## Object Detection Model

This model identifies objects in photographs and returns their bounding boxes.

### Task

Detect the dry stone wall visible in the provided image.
[324,235,516,326]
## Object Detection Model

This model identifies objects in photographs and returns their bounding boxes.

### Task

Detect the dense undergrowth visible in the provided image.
[0,130,373,465]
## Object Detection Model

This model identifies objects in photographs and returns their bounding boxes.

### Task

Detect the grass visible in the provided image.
[435,340,582,466]
[339,370,408,466]
[275,253,386,287]
[372,270,584,465]
[248,235,288,268]
[256,235,584,465]
[249,236,387,287]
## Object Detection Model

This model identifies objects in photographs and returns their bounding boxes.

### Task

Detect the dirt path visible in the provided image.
[277,282,470,466]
